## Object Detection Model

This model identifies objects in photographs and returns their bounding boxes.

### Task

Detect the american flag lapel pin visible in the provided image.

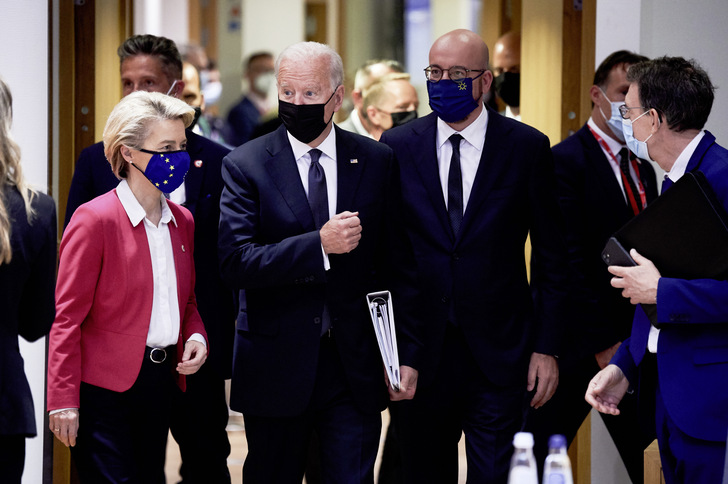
[350,158,358,164]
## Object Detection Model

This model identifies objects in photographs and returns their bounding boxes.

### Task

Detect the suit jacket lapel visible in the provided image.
[265,126,315,230]
[411,115,455,241]
[686,130,717,172]
[334,126,365,212]
[459,110,511,237]
[183,131,204,214]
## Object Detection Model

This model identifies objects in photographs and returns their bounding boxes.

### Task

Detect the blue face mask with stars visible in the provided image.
[427,76,481,123]
[134,149,191,193]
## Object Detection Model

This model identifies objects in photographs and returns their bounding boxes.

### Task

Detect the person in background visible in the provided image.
[48,91,208,483]
[181,61,229,147]
[218,41,421,483]
[338,59,405,137]
[0,76,57,484]
[360,73,419,141]
[492,31,521,121]
[381,29,570,483]
[587,56,728,484]
[64,34,234,484]
[225,51,275,147]
[525,50,656,482]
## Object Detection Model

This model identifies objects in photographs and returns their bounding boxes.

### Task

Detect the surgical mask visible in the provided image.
[427,76,481,123]
[133,149,191,193]
[254,72,275,95]
[493,72,520,108]
[621,110,655,162]
[278,90,337,144]
[389,110,418,128]
[598,88,625,142]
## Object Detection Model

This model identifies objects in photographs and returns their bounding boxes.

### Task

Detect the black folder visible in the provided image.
[605,170,728,281]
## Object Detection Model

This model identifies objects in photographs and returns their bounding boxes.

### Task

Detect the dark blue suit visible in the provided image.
[613,131,728,483]
[225,96,262,147]
[380,109,571,483]
[218,124,419,483]
[0,187,56,483]
[525,123,657,481]
[64,131,235,483]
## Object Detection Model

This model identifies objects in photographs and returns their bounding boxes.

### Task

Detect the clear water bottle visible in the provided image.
[507,432,538,484]
[542,434,574,484]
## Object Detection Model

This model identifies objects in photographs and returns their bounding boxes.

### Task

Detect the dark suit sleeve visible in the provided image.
[218,154,326,289]
[18,194,57,342]
[528,136,572,357]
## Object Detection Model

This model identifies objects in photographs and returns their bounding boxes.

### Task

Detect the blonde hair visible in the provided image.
[103,91,194,179]
[0,77,36,264]
[361,73,412,121]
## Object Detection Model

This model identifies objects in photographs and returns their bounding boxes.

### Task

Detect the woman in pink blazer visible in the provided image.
[47,91,208,483]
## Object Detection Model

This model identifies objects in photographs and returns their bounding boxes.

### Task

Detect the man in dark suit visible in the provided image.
[380,29,571,483]
[588,56,728,484]
[225,52,274,147]
[63,34,234,484]
[218,41,420,483]
[525,50,657,482]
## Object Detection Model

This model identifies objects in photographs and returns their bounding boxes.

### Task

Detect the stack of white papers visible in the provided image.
[367,291,400,391]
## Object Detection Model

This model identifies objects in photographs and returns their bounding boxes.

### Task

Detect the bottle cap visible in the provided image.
[513,432,534,448]
[548,434,567,449]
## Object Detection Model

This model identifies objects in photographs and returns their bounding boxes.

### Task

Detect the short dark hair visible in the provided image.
[593,50,649,87]
[627,56,715,132]
[245,52,274,72]
[117,34,183,83]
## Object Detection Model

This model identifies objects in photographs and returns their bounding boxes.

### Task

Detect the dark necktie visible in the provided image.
[661,174,673,194]
[618,148,642,213]
[448,134,464,235]
[307,149,329,229]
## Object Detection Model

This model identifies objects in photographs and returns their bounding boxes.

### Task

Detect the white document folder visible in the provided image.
[367,290,400,391]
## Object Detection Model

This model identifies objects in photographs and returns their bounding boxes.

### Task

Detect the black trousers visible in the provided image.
[525,354,655,483]
[71,348,176,484]
[0,434,25,484]
[169,361,231,483]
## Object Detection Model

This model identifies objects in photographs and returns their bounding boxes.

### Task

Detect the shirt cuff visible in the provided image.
[321,244,330,271]
[187,333,207,347]
[49,408,77,415]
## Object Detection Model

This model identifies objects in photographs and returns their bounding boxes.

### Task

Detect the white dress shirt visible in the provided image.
[436,104,489,210]
[587,117,637,204]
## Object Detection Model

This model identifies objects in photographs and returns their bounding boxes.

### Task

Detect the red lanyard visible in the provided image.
[589,126,647,215]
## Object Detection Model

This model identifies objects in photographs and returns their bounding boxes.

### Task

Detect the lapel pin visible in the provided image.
[350,159,358,164]
[194,160,203,168]
[181,245,186,252]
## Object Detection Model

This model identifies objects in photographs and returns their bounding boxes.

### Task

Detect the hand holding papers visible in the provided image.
[367,291,400,392]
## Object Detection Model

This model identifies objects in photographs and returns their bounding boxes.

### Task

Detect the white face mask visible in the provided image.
[598,87,626,142]
[253,72,275,96]
[621,109,655,162]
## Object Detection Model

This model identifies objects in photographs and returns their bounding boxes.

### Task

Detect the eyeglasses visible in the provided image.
[619,104,648,119]
[424,65,485,82]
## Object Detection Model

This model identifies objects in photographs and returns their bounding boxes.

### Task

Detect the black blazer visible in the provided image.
[0,186,56,436]
[381,109,572,387]
[64,131,235,378]
[551,124,657,365]
[219,125,420,417]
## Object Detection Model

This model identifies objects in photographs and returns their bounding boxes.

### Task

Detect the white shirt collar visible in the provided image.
[505,105,521,122]
[287,124,338,162]
[116,179,176,227]
[666,130,706,183]
[436,104,488,152]
[587,116,625,156]
[350,109,374,139]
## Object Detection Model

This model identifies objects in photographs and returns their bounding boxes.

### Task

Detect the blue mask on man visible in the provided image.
[427,76,481,123]
[134,149,191,193]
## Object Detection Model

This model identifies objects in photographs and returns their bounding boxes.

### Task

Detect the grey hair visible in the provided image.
[275,42,344,91]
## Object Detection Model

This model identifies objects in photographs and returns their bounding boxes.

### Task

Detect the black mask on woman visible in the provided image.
[278,90,337,144]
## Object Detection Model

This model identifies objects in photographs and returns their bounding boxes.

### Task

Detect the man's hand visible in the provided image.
[320,211,361,254]
[585,364,629,415]
[49,409,79,447]
[595,341,621,370]
[609,249,661,304]
[387,365,418,401]
[528,352,559,408]
[176,340,207,375]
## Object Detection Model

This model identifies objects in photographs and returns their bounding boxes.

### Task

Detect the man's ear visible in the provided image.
[589,85,602,105]
[169,80,185,98]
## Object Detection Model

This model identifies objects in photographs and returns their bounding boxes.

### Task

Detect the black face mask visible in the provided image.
[278,90,337,144]
[187,106,202,131]
[494,72,520,108]
[390,110,418,128]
